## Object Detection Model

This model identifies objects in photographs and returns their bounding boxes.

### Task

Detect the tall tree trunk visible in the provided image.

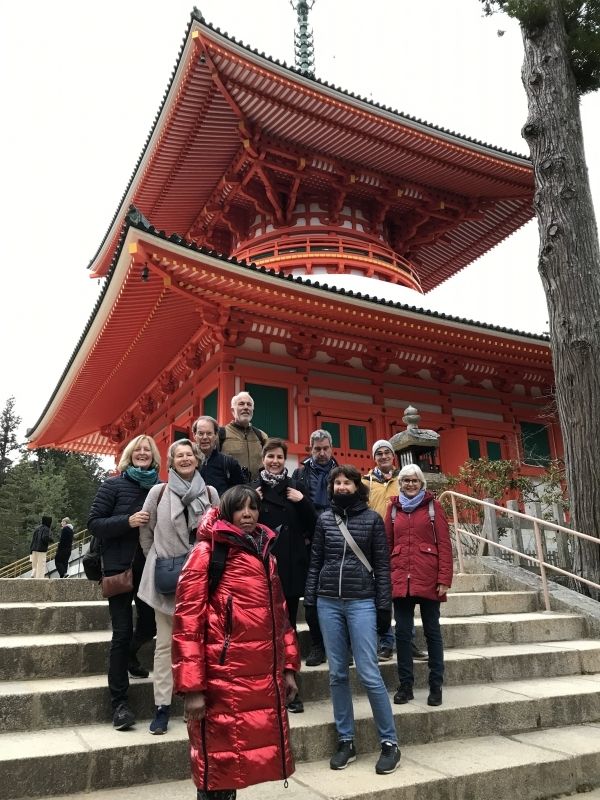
[520,0,600,593]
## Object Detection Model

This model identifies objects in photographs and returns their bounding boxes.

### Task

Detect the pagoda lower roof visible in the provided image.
[87,11,534,293]
[29,213,551,455]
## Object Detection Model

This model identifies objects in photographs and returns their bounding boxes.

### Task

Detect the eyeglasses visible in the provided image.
[400,479,421,484]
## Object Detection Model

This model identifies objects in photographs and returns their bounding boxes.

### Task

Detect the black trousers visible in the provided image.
[55,554,69,578]
[107,560,156,709]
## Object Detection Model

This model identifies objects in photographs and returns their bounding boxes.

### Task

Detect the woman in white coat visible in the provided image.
[139,438,218,735]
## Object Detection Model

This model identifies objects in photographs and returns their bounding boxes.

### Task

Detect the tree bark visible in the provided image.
[519,0,600,594]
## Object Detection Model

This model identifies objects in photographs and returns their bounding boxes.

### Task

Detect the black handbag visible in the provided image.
[154,553,188,594]
[82,537,102,582]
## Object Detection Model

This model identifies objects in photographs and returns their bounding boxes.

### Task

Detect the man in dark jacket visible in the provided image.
[193,415,245,495]
[55,517,74,578]
[30,516,53,579]
[291,429,338,665]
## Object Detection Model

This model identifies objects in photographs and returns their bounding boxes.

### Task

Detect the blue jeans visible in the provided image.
[394,597,444,689]
[317,597,397,744]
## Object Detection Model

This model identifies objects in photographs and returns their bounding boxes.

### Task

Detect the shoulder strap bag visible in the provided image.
[334,514,373,574]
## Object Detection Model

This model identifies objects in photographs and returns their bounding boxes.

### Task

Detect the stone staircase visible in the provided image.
[1,560,600,800]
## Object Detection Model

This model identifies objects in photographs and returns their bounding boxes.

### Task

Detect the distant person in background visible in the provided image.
[88,434,161,732]
[193,415,244,495]
[219,392,267,481]
[55,517,74,578]
[29,515,53,579]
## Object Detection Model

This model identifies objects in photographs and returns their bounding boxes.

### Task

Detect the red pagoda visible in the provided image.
[27,9,560,478]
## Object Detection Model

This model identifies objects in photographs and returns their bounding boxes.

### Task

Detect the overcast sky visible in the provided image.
[2,0,600,444]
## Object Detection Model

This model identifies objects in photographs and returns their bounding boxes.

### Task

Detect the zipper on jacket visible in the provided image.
[201,717,209,791]
[338,511,348,597]
[264,558,288,781]
[219,595,233,665]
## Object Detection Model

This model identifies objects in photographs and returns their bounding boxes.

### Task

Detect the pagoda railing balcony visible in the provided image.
[233,231,423,292]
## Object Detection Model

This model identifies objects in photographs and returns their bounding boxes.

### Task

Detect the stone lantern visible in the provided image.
[389,405,447,490]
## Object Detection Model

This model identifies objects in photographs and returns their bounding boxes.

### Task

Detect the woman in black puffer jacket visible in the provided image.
[88,434,161,731]
[304,465,399,775]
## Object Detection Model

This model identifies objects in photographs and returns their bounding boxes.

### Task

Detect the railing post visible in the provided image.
[481,498,498,556]
[527,501,549,564]
[451,494,465,574]
[533,519,551,611]
[552,502,572,574]
[506,499,523,566]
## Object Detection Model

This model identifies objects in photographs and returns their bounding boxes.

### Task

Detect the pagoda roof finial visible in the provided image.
[290,0,316,76]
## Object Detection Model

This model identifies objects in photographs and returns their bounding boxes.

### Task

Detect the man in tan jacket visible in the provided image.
[219,392,268,481]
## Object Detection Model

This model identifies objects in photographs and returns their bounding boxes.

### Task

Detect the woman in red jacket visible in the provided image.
[172,485,300,800]
[384,464,453,707]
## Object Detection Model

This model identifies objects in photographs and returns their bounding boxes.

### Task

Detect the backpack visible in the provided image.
[217,425,267,450]
[208,541,228,594]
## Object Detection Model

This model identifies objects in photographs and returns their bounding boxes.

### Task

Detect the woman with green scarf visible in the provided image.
[88,434,162,731]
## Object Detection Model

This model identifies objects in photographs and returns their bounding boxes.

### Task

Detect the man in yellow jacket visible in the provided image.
[362,440,427,662]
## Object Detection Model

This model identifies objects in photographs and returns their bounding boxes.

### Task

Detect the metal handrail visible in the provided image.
[0,530,90,579]
[438,490,600,611]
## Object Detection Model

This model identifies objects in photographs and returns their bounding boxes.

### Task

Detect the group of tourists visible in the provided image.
[29,516,74,578]
[85,391,453,800]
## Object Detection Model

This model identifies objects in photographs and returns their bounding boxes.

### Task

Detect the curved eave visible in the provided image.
[87,12,534,290]
[30,217,551,454]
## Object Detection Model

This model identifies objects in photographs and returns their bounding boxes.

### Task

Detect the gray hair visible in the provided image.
[231,391,254,408]
[398,463,427,490]
[310,429,333,447]
[192,415,219,436]
[167,438,203,469]
[61,517,71,526]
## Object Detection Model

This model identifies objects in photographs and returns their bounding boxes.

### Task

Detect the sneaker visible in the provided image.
[305,644,326,666]
[393,684,414,704]
[128,658,149,679]
[112,703,135,730]
[377,645,393,661]
[286,695,304,713]
[330,739,356,770]
[427,686,443,706]
[375,742,401,774]
[412,642,428,661]
[149,704,170,734]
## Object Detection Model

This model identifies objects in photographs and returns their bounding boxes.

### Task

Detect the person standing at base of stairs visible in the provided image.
[29,515,53,578]
[385,464,453,708]
[304,464,401,775]
[172,485,300,800]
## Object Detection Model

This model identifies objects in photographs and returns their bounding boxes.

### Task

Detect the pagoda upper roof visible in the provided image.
[88,10,534,292]
[29,209,551,455]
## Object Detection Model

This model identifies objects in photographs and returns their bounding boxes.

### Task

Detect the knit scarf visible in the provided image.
[309,459,333,508]
[372,467,395,482]
[260,467,288,487]
[125,466,159,489]
[399,489,426,513]
[168,468,211,532]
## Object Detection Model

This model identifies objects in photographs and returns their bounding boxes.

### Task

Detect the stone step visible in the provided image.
[439,590,539,617]
[0,601,110,635]
[0,590,535,636]
[0,578,102,603]
[2,678,600,799]
[4,640,600,732]
[0,612,585,681]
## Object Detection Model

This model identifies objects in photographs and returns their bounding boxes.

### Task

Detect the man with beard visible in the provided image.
[193,415,244,496]
[219,392,267,482]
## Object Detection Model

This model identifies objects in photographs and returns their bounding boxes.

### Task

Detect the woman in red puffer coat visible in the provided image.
[384,464,453,709]
[172,485,300,800]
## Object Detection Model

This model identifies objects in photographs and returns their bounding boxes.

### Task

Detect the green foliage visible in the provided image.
[0,396,22,486]
[447,458,535,502]
[482,0,600,94]
[0,433,106,567]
